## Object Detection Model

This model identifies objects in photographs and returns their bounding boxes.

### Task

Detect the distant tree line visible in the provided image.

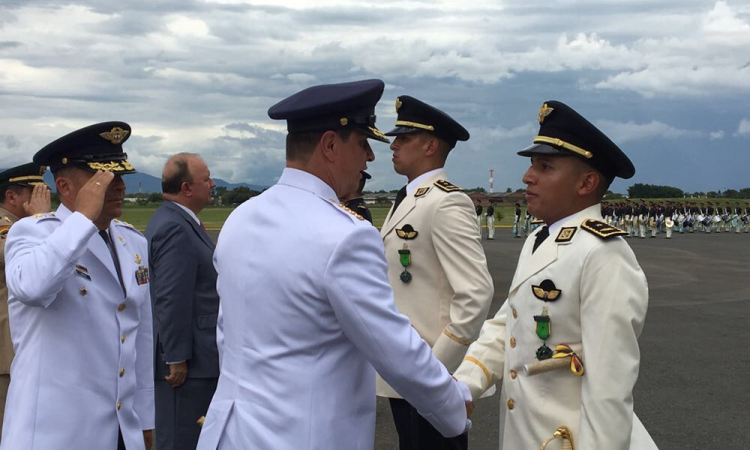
[627,183,750,199]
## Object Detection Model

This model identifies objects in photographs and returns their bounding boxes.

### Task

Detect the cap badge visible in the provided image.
[340,117,348,126]
[538,103,554,124]
[99,127,129,144]
[395,97,402,111]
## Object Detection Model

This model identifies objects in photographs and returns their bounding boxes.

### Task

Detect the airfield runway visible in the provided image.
[208,228,750,450]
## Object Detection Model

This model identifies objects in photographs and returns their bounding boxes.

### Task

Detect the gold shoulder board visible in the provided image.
[580,219,627,239]
[32,212,57,221]
[433,180,461,193]
[0,225,10,238]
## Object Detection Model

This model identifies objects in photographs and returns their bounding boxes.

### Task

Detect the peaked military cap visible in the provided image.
[518,101,635,180]
[33,121,137,174]
[268,79,389,143]
[385,95,470,148]
[0,163,47,189]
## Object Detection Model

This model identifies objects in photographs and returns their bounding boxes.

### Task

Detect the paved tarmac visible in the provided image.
[209,228,750,450]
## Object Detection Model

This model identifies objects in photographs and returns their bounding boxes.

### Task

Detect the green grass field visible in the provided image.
[120,204,520,230]
[119,199,750,231]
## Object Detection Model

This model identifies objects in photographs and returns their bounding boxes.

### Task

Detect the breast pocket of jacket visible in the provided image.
[197,314,218,329]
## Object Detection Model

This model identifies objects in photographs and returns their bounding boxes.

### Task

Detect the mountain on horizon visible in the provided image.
[0,168,267,193]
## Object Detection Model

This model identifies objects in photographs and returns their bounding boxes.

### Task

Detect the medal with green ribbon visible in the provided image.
[534,306,553,360]
[398,244,412,283]
[531,278,562,361]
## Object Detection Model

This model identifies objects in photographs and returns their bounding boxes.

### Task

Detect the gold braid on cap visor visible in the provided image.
[395,121,435,131]
[8,176,44,183]
[533,136,593,159]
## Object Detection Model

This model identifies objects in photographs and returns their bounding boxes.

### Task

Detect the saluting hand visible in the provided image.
[74,170,114,222]
[22,183,51,216]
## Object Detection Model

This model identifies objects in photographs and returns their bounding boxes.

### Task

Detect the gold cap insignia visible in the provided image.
[340,117,348,126]
[395,97,402,111]
[99,127,129,144]
[538,103,554,124]
[62,157,68,164]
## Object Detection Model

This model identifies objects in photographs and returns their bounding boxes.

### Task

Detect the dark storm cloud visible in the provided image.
[0,0,748,192]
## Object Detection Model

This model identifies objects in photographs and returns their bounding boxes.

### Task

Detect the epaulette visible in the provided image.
[580,219,627,239]
[0,224,10,240]
[113,219,144,235]
[31,212,58,222]
[329,199,365,221]
[434,180,461,193]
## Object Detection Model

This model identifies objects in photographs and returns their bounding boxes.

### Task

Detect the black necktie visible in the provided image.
[99,230,126,295]
[532,226,549,254]
[392,186,407,214]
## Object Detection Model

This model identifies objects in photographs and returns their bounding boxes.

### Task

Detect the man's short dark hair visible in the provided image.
[286,130,352,163]
[0,184,28,204]
[162,154,196,194]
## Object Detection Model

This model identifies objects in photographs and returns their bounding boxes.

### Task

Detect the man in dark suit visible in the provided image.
[343,171,373,224]
[146,153,219,450]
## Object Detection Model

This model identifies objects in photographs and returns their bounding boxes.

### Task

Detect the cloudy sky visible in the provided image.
[1,0,749,193]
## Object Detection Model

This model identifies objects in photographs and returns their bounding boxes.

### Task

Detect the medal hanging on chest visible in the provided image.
[395,225,418,284]
[398,244,412,283]
[531,280,561,360]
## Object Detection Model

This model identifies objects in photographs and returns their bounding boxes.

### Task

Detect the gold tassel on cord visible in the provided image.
[540,426,575,450]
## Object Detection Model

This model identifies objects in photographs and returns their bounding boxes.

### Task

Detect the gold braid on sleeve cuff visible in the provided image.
[463,356,491,386]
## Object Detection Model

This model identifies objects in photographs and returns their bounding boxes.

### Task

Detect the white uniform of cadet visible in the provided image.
[2,204,154,450]
[196,168,469,450]
[377,168,493,397]
[454,204,658,450]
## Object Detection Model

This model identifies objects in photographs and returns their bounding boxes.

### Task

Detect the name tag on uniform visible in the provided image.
[135,266,149,285]
[75,264,91,281]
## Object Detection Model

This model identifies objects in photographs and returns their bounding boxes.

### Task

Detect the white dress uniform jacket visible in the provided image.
[196,168,469,450]
[454,204,657,450]
[377,169,493,398]
[2,204,154,450]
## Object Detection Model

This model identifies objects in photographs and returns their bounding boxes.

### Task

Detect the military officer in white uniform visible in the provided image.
[0,162,50,439]
[377,95,493,450]
[2,123,154,450]
[454,101,658,450]
[196,80,471,450]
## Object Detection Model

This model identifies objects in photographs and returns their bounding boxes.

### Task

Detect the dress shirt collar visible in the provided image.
[169,200,200,225]
[277,168,338,202]
[406,167,445,196]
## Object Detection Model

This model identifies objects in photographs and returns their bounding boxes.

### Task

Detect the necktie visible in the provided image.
[532,226,549,254]
[99,230,126,295]
[392,186,407,215]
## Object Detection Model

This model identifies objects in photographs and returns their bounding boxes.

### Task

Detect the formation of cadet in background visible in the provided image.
[473,200,750,240]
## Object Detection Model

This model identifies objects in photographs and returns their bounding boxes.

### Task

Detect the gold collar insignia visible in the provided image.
[555,227,577,243]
